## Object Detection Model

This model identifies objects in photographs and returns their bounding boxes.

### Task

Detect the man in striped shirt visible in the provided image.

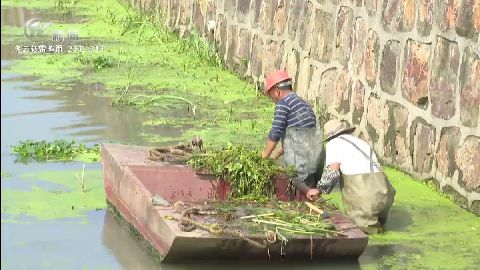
[261,70,320,194]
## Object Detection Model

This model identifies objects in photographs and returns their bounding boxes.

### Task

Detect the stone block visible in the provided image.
[436,0,460,32]
[384,101,409,166]
[287,0,304,40]
[225,0,236,20]
[234,28,252,75]
[401,39,431,108]
[284,49,300,89]
[410,117,436,174]
[397,0,416,32]
[442,185,469,209]
[349,17,367,76]
[308,65,322,102]
[311,10,334,63]
[193,0,205,34]
[430,37,460,120]
[456,0,479,39]
[296,58,312,99]
[417,0,433,36]
[334,71,352,115]
[335,6,354,67]
[436,127,461,178]
[250,34,264,77]
[250,0,262,28]
[381,0,416,32]
[352,79,365,125]
[168,0,180,27]
[366,93,387,144]
[236,0,250,24]
[263,40,285,77]
[380,40,401,94]
[364,29,379,88]
[273,0,288,36]
[472,201,480,216]
[206,0,216,21]
[215,14,227,59]
[157,0,168,12]
[297,1,313,51]
[317,68,339,108]
[226,25,238,70]
[142,0,155,11]
[365,0,378,16]
[179,0,192,26]
[260,0,275,35]
[456,136,480,191]
[459,47,480,127]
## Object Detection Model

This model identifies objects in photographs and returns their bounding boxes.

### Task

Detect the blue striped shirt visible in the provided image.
[268,93,317,142]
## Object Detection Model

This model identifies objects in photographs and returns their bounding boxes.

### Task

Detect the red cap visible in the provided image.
[264,70,292,95]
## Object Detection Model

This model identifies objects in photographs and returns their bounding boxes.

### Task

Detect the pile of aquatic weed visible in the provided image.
[188,144,296,199]
[1,169,106,222]
[2,0,274,148]
[12,139,100,163]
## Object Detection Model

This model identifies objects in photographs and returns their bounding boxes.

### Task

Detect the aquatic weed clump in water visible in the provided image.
[188,144,295,199]
[12,139,100,163]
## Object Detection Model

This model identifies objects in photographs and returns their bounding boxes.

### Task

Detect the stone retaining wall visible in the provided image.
[130,0,480,215]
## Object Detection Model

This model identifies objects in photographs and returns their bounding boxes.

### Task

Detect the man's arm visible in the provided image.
[316,163,341,194]
[261,139,278,158]
[262,103,288,158]
[271,144,284,160]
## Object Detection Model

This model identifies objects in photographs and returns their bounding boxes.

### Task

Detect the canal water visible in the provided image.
[1,4,478,270]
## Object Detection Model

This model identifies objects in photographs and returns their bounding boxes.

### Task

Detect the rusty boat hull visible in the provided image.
[101,143,368,262]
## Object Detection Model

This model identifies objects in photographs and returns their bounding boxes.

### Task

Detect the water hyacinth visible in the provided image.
[12,139,100,162]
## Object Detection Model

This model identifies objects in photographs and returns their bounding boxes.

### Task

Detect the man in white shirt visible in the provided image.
[306,119,396,234]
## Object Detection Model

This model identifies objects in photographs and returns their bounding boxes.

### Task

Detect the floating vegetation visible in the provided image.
[1,171,11,178]
[187,144,296,199]
[12,139,100,163]
[74,54,115,70]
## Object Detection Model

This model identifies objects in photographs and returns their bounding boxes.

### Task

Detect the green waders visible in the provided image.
[282,127,325,195]
[341,172,396,233]
[336,136,396,234]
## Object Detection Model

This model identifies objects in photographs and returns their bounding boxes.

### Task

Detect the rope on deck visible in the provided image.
[148,144,193,163]
[168,202,268,249]
[147,137,204,163]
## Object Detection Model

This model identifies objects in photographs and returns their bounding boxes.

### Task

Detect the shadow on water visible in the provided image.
[384,207,412,232]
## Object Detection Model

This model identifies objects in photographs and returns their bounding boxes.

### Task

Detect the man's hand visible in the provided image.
[306,188,320,201]
[271,146,284,160]
[261,139,278,159]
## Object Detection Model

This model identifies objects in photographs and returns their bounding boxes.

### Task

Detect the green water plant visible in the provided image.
[74,54,114,70]
[188,144,296,199]
[12,139,100,163]
[1,171,11,178]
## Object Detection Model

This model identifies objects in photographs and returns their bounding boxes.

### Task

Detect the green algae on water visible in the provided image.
[358,167,480,269]
[1,169,106,221]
